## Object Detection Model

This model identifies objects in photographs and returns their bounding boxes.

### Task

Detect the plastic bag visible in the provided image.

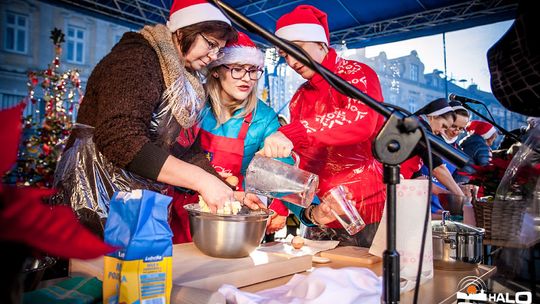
[52,124,170,236]
[496,126,540,201]
[491,126,540,242]
[369,179,433,292]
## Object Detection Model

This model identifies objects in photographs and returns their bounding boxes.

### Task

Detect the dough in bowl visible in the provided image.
[198,195,242,215]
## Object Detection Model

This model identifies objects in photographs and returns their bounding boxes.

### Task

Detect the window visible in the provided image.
[410,64,419,82]
[4,12,28,54]
[408,96,417,112]
[0,93,35,116]
[66,25,85,64]
[431,78,439,88]
[1,93,25,108]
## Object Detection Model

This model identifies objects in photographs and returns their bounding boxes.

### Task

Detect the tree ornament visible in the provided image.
[50,27,65,45]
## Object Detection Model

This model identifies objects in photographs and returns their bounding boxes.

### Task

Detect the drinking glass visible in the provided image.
[321,185,366,235]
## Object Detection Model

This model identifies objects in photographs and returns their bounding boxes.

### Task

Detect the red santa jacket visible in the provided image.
[280,48,386,226]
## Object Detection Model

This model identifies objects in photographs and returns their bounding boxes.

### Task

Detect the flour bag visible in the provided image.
[103,189,173,304]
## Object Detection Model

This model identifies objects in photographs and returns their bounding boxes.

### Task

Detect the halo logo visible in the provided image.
[457,276,488,302]
[457,276,532,304]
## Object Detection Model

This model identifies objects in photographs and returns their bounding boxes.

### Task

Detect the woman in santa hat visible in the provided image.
[461,120,498,162]
[256,5,386,247]
[170,32,335,243]
[53,0,255,236]
[454,120,498,183]
[401,98,465,198]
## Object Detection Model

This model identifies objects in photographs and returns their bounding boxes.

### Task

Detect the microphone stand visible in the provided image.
[208,1,471,302]
[460,102,523,145]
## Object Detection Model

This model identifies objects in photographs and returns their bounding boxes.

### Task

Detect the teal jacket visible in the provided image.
[200,100,292,175]
[200,100,318,226]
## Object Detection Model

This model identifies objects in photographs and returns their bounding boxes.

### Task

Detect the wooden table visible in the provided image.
[70,243,497,304]
[241,258,497,304]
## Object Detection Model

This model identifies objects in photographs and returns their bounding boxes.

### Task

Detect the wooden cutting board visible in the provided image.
[70,242,312,291]
[320,246,381,265]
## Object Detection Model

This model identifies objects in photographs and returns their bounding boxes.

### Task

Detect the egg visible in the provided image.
[226,175,239,187]
[291,236,304,249]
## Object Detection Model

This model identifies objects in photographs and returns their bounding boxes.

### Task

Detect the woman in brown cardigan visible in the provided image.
[53,0,262,236]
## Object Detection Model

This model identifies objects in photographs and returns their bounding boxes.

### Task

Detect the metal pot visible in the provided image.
[432,212,484,269]
[184,203,273,258]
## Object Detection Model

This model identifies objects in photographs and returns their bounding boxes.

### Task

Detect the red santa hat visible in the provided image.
[208,31,264,68]
[466,120,497,139]
[167,0,230,32]
[275,5,330,45]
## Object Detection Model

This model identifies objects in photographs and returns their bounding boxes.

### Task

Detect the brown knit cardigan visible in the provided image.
[72,31,218,181]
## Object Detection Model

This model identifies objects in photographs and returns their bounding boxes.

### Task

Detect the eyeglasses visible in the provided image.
[449,126,466,132]
[199,33,225,59]
[222,65,263,80]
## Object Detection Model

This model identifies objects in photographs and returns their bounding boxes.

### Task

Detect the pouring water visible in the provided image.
[245,154,319,208]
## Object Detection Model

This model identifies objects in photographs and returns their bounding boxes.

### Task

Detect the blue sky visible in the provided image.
[365,20,514,93]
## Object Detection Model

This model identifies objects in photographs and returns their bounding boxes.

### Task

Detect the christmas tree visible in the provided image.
[5,28,83,188]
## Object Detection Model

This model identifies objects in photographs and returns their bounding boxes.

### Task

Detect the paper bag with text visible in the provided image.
[369,179,433,292]
[103,189,173,304]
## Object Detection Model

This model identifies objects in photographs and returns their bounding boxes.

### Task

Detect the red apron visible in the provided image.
[170,112,253,244]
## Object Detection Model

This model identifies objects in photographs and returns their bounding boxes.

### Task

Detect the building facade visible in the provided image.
[0,0,133,117]
[343,48,527,131]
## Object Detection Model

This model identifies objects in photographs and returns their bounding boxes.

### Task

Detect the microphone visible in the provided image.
[448,93,483,105]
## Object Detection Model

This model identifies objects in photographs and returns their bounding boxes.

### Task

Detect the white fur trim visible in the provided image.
[481,126,497,139]
[167,3,230,32]
[426,106,454,117]
[208,46,264,68]
[275,23,328,44]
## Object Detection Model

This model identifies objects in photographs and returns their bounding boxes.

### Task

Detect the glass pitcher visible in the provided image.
[245,153,319,208]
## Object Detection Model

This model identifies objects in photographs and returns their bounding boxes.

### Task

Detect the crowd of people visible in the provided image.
[49,0,537,246]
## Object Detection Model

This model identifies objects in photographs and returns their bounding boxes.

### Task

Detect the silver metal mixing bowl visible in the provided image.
[183,203,273,258]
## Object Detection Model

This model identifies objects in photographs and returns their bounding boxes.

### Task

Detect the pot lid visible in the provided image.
[432,220,485,236]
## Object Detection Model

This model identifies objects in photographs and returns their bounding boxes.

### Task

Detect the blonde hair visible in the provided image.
[205,65,259,128]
